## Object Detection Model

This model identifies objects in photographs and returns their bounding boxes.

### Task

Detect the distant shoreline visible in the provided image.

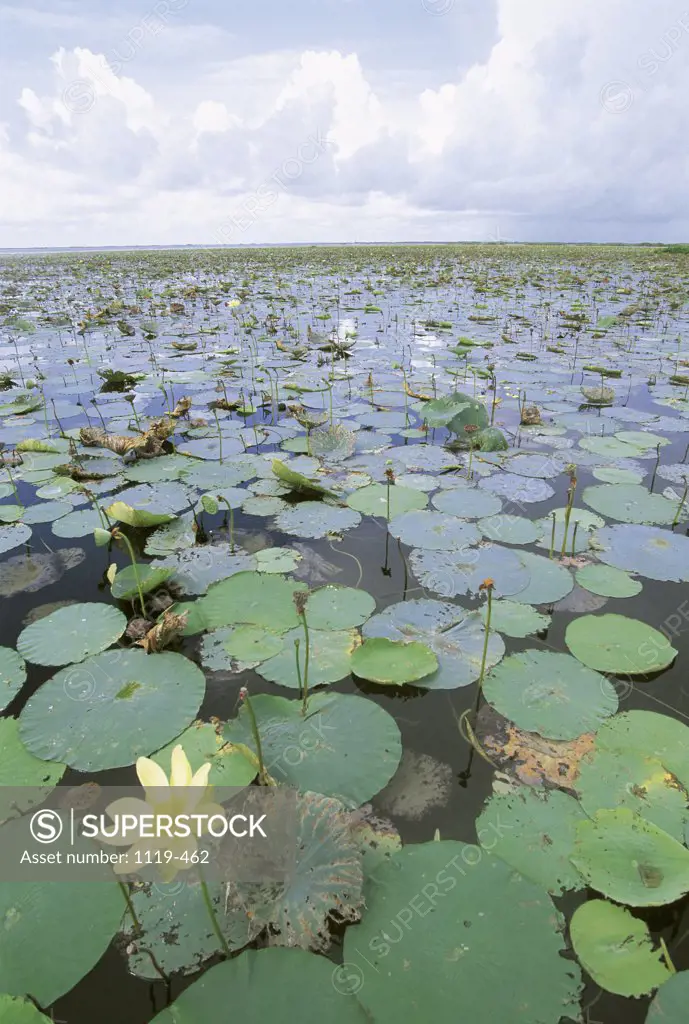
[0,241,679,256]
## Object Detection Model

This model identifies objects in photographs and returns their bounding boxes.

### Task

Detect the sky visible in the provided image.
[0,0,688,248]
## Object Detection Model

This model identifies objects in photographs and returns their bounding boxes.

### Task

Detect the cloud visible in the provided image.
[1,0,688,245]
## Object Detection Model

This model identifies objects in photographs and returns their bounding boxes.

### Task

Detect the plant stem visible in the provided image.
[477,587,492,695]
[299,611,310,716]
[218,496,235,552]
[118,880,141,932]
[548,511,556,559]
[672,479,689,528]
[242,691,268,784]
[114,528,146,615]
[199,871,230,958]
[213,408,223,464]
[570,520,579,557]
[294,638,303,700]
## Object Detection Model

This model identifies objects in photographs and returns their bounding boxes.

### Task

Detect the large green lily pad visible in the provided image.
[483,649,618,740]
[18,650,206,771]
[150,721,257,787]
[224,691,402,808]
[570,900,671,997]
[16,603,126,666]
[477,788,586,895]
[362,598,504,689]
[0,647,26,712]
[345,841,582,1023]
[583,484,682,525]
[347,483,427,518]
[565,614,677,675]
[592,524,689,582]
[572,808,689,906]
[646,971,689,1023]
[258,627,359,689]
[151,948,369,1023]
[0,845,122,1006]
[351,637,438,685]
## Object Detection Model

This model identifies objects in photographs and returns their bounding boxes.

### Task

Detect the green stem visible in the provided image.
[477,588,492,695]
[218,497,235,552]
[199,871,230,958]
[115,529,146,615]
[570,520,579,557]
[242,691,268,784]
[672,479,689,528]
[659,937,676,975]
[294,638,303,700]
[118,880,141,932]
[213,408,223,464]
[300,612,311,716]
[560,482,577,558]
[548,511,556,560]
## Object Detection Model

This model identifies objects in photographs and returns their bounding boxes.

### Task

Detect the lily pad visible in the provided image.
[477,788,587,895]
[128,877,251,979]
[18,649,206,771]
[513,550,574,605]
[646,970,689,1023]
[410,544,530,599]
[592,524,689,582]
[572,808,689,907]
[224,691,402,808]
[483,650,618,740]
[431,486,502,519]
[151,948,369,1023]
[345,841,582,1023]
[351,637,438,685]
[565,614,677,675]
[575,563,642,598]
[258,627,359,689]
[347,483,427,518]
[0,718,65,821]
[570,900,671,997]
[362,598,504,689]
[193,572,307,633]
[0,647,26,712]
[583,484,682,525]
[0,996,53,1022]
[274,501,361,539]
[0,524,31,555]
[478,513,540,545]
[0,853,122,1006]
[16,603,127,666]
[156,544,254,596]
[483,600,550,638]
[305,585,376,629]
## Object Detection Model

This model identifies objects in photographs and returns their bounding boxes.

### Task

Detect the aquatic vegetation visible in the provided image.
[1,243,689,1020]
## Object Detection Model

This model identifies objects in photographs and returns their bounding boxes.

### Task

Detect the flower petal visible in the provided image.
[189,761,212,790]
[136,756,169,793]
[170,744,193,788]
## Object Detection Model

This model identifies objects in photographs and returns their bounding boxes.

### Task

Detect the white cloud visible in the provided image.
[2,0,689,246]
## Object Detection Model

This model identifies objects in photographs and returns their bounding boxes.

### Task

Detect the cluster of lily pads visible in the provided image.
[1,244,689,1022]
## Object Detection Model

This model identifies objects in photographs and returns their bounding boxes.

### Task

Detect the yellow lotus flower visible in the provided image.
[226,298,241,308]
[100,744,225,882]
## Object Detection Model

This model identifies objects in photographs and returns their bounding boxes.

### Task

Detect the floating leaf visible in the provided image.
[483,600,550,638]
[351,637,438,685]
[151,948,369,1023]
[150,721,257,787]
[230,791,364,951]
[593,524,689,582]
[16,603,126,667]
[19,649,205,771]
[346,841,582,1023]
[570,900,671,997]
[224,691,402,808]
[646,970,689,1023]
[583,484,681,525]
[484,649,618,740]
[362,598,504,689]
[565,614,677,675]
[0,647,26,712]
[388,510,480,550]
[274,501,361,539]
[305,585,375,629]
[572,808,689,907]
[575,563,642,597]
[347,483,427,518]
[258,627,359,689]
[477,788,586,895]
